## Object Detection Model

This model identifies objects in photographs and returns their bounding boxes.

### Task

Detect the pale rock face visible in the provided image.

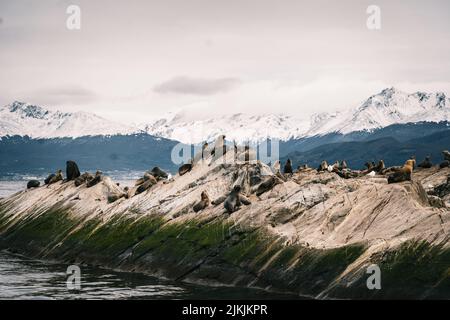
[2,146,449,250]
[1,145,449,298]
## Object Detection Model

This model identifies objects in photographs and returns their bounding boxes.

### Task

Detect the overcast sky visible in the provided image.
[1,0,450,123]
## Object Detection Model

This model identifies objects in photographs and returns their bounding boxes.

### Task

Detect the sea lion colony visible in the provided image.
[26,139,450,213]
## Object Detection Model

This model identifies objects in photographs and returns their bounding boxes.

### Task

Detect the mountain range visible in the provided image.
[1,88,449,144]
[141,88,450,144]
[1,88,450,176]
[0,101,138,139]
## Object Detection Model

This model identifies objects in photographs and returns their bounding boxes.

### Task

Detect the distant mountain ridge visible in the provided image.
[140,87,450,144]
[0,134,184,177]
[1,88,449,144]
[0,101,140,138]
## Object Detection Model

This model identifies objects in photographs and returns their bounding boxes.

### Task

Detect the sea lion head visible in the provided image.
[405,159,416,168]
[233,185,241,193]
[201,191,209,201]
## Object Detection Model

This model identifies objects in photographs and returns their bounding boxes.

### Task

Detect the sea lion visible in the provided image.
[409,155,416,169]
[211,135,226,157]
[86,171,102,188]
[442,150,450,161]
[224,185,242,213]
[47,170,63,186]
[248,166,263,186]
[150,167,168,180]
[66,160,81,181]
[178,163,192,176]
[339,160,348,170]
[135,174,157,195]
[135,172,155,186]
[193,191,210,213]
[387,159,415,184]
[255,176,282,196]
[202,142,209,159]
[74,172,94,187]
[27,180,40,189]
[418,156,433,168]
[373,160,385,173]
[364,161,375,171]
[317,160,328,172]
[243,145,252,162]
[440,160,449,168]
[211,195,227,206]
[337,169,360,179]
[44,173,55,185]
[331,161,340,173]
[123,186,131,199]
[283,159,293,174]
[239,194,251,205]
[107,192,127,203]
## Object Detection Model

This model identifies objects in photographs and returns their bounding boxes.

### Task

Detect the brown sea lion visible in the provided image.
[202,142,209,159]
[442,150,450,161]
[47,170,63,186]
[211,195,227,206]
[107,192,127,203]
[224,185,242,213]
[317,160,328,172]
[150,167,168,180]
[418,156,432,168]
[440,160,449,168]
[86,171,102,188]
[135,174,157,195]
[283,159,293,174]
[193,191,210,213]
[255,176,282,196]
[210,135,226,157]
[331,161,340,173]
[364,161,375,171]
[135,172,155,186]
[44,173,55,185]
[374,160,385,173]
[387,159,415,184]
[178,163,192,176]
[74,172,94,187]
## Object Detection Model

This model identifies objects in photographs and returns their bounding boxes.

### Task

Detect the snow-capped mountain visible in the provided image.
[306,87,450,136]
[0,101,139,138]
[141,87,450,144]
[1,88,449,143]
[140,111,310,144]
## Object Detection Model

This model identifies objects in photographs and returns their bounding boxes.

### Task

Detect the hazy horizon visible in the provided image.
[1,0,450,124]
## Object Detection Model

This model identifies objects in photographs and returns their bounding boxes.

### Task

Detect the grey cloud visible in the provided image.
[25,86,98,105]
[154,76,240,95]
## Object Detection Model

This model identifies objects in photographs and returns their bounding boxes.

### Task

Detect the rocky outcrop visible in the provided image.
[0,147,449,299]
